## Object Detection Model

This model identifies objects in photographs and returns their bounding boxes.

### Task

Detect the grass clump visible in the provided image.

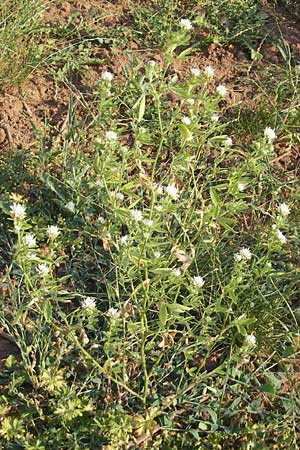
[0,0,46,86]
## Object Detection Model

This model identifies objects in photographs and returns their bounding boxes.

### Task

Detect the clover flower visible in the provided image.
[101,71,114,82]
[235,247,252,262]
[107,307,120,319]
[166,184,179,200]
[216,84,227,97]
[245,334,256,346]
[181,116,191,125]
[36,263,50,276]
[211,114,219,122]
[23,234,37,247]
[276,229,287,244]
[143,218,153,227]
[47,225,60,239]
[204,65,215,78]
[130,209,143,222]
[190,67,200,77]
[120,235,129,245]
[81,297,97,309]
[264,127,276,142]
[225,137,233,146]
[179,18,193,30]
[237,183,246,192]
[193,276,205,288]
[105,131,117,141]
[10,203,26,220]
[278,203,290,217]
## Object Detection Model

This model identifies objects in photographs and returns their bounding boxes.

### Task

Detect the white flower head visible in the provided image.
[147,60,156,67]
[155,205,163,212]
[115,192,125,201]
[23,234,36,247]
[130,209,143,222]
[36,263,50,276]
[239,247,252,260]
[193,276,205,288]
[181,116,191,125]
[143,218,153,227]
[211,114,219,122]
[276,229,287,244]
[120,235,129,245]
[166,184,179,200]
[234,253,243,262]
[245,334,256,346]
[172,268,181,277]
[190,67,200,77]
[264,127,276,142]
[153,183,163,195]
[81,297,97,309]
[27,252,37,260]
[47,225,60,239]
[101,70,114,82]
[179,18,193,30]
[105,130,117,141]
[186,98,195,105]
[154,251,161,258]
[237,183,246,192]
[10,203,26,220]
[225,137,233,146]
[204,65,215,78]
[107,307,120,319]
[65,201,75,213]
[216,84,227,97]
[278,203,290,217]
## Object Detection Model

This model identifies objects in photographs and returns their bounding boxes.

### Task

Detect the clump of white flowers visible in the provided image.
[211,114,219,122]
[190,67,200,77]
[47,225,60,239]
[105,131,117,141]
[235,247,252,262]
[216,84,227,97]
[179,18,193,30]
[130,209,143,222]
[120,235,129,245]
[81,297,97,310]
[101,70,114,82]
[165,184,179,200]
[36,263,50,276]
[277,203,290,217]
[23,234,37,247]
[237,183,246,192]
[204,65,215,78]
[193,276,205,288]
[245,334,256,346]
[181,116,191,125]
[276,229,287,244]
[264,127,276,142]
[106,307,120,319]
[225,137,233,146]
[10,203,26,220]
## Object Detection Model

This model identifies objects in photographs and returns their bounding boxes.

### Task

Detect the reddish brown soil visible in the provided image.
[0,0,300,163]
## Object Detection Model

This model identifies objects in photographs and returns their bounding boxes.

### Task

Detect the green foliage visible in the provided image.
[0,1,300,449]
[0,0,46,86]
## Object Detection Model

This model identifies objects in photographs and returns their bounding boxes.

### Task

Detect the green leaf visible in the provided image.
[209,187,220,207]
[260,383,276,395]
[43,300,52,322]
[159,303,168,328]
[138,94,146,122]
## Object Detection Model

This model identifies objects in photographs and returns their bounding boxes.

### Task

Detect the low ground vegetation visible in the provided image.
[0,1,299,449]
